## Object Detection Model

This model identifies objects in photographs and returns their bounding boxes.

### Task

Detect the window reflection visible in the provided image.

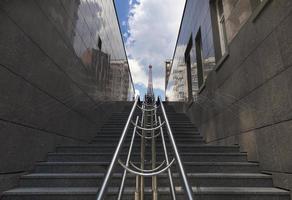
[222,0,252,43]
[58,0,134,100]
[216,0,228,56]
[168,63,188,101]
[166,1,216,102]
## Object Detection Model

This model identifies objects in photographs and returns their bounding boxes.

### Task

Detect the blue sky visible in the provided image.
[114,0,185,100]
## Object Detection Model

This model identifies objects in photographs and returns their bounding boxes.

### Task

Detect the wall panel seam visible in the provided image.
[204,116,292,144]
[198,62,292,125]
[0,117,89,143]
[0,63,98,127]
[215,9,292,90]
[0,6,102,109]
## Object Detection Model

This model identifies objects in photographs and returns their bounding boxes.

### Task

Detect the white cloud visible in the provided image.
[123,32,129,38]
[128,58,148,86]
[135,89,140,97]
[126,0,185,94]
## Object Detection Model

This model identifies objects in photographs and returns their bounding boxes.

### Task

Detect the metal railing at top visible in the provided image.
[96,96,194,200]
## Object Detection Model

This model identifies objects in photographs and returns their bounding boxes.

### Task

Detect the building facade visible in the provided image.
[166,0,292,196]
[0,0,134,194]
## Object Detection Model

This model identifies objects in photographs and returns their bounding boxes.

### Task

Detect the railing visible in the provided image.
[96,96,194,200]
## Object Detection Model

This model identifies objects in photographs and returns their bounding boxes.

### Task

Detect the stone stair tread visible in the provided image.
[190,187,289,195]
[184,161,258,165]
[56,144,239,148]
[22,172,271,178]
[37,161,257,165]
[47,152,246,156]
[3,187,289,195]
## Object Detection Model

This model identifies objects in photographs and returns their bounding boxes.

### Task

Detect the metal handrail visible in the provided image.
[159,116,176,200]
[137,104,159,111]
[117,116,139,200]
[118,158,176,177]
[131,121,165,131]
[135,129,161,139]
[137,120,158,126]
[96,96,194,199]
[96,97,139,200]
[158,97,194,200]
[130,160,166,172]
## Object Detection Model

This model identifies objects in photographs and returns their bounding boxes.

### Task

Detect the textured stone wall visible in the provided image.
[0,1,131,194]
[178,0,292,195]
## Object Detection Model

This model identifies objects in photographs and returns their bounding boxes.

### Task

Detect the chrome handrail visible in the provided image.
[137,104,159,111]
[118,158,175,177]
[130,160,166,172]
[117,116,139,200]
[158,116,176,200]
[96,97,139,200]
[96,96,194,200]
[135,129,161,139]
[131,121,165,131]
[158,97,194,200]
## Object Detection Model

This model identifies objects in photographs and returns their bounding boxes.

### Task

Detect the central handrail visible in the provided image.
[96,96,194,200]
[158,97,194,200]
[131,121,165,131]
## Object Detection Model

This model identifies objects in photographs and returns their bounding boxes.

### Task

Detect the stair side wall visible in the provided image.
[172,0,292,197]
[0,1,132,195]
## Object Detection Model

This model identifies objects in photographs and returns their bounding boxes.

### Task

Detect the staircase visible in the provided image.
[1,103,290,200]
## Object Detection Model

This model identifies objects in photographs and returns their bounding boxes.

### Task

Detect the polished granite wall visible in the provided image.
[0,0,133,194]
[171,0,292,196]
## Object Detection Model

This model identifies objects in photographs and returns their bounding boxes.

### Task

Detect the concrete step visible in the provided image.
[97,130,201,136]
[56,143,210,152]
[92,134,203,140]
[90,140,205,145]
[102,122,196,126]
[19,173,273,188]
[46,152,247,162]
[104,121,195,126]
[99,127,198,131]
[2,187,289,200]
[34,161,259,173]
[108,116,190,120]
[90,137,205,144]
[92,135,202,141]
[98,128,199,134]
[56,145,240,153]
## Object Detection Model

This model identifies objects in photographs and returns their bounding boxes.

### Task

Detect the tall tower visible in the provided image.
[145,65,155,104]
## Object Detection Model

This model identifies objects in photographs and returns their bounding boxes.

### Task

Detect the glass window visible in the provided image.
[195,29,204,88]
[216,0,228,56]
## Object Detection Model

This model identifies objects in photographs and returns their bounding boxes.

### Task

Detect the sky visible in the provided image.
[114,0,186,100]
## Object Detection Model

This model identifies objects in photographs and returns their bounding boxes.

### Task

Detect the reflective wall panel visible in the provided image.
[0,0,134,185]
[166,0,216,101]
[166,0,258,102]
